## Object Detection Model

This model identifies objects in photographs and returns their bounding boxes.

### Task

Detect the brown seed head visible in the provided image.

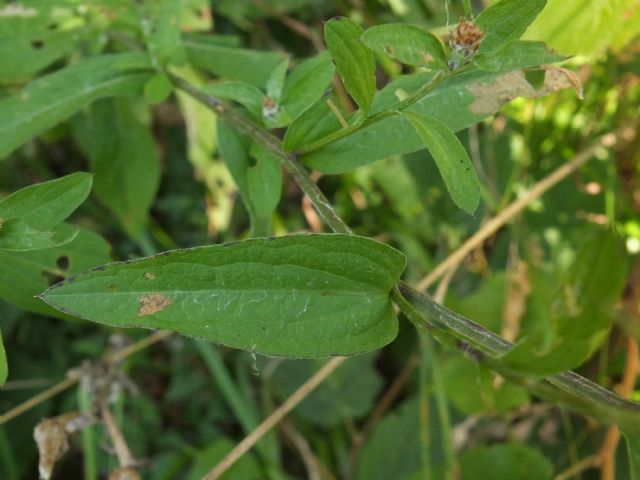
[450,20,484,55]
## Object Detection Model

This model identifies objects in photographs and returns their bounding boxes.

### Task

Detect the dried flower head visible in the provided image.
[448,20,484,70]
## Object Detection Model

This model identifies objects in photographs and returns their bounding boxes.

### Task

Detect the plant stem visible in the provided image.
[172,74,640,437]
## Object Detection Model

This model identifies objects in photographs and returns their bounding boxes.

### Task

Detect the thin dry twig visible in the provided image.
[416,126,634,291]
[203,356,348,479]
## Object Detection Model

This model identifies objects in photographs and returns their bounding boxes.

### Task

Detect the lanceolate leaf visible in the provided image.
[41,235,407,358]
[0,220,78,252]
[183,33,284,88]
[624,431,640,480]
[503,229,627,375]
[324,17,376,114]
[281,51,335,122]
[0,53,153,159]
[0,228,112,318]
[0,172,93,229]
[403,112,480,214]
[73,99,161,241]
[300,67,572,172]
[475,0,547,53]
[361,23,446,68]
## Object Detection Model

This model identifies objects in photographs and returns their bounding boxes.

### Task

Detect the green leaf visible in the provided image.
[0,3,80,82]
[283,95,344,152]
[280,51,336,122]
[0,327,7,385]
[474,40,565,72]
[355,398,422,480]
[475,0,547,53]
[460,443,552,480]
[184,33,285,88]
[524,0,640,55]
[266,58,289,102]
[0,52,152,159]
[145,0,186,65]
[0,172,93,229]
[301,68,573,173]
[186,438,261,480]
[73,99,160,241]
[361,23,446,68]
[0,220,78,252]
[0,228,112,318]
[202,82,265,118]
[247,142,282,221]
[624,431,640,480]
[403,112,480,214]
[503,229,628,375]
[144,73,174,104]
[442,356,528,414]
[273,352,383,426]
[41,234,406,358]
[217,119,265,232]
[324,17,376,114]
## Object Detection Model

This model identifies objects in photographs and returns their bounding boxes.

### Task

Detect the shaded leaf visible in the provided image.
[356,397,422,480]
[247,142,282,221]
[324,17,376,114]
[624,431,640,480]
[186,438,261,480]
[361,23,446,68]
[73,99,160,241]
[504,229,628,375]
[0,327,6,385]
[202,82,265,118]
[0,53,152,159]
[403,112,480,213]
[273,352,383,426]
[41,234,406,358]
[0,228,112,318]
[184,33,284,88]
[460,443,552,480]
[144,73,174,104]
[0,3,80,82]
[475,0,547,53]
[266,58,289,102]
[281,50,335,122]
[0,172,92,229]
[283,95,344,152]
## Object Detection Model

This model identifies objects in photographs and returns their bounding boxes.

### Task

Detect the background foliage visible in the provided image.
[1,0,640,479]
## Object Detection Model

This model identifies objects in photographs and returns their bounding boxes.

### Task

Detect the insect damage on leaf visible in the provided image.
[138,294,172,316]
[467,67,579,114]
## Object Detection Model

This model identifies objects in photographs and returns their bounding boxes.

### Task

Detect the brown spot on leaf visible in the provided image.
[138,294,172,316]
[467,68,576,115]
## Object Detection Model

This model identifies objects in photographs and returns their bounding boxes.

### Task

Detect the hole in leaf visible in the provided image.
[31,39,45,49]
[56,255,70,270]
[42,271,65,286]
